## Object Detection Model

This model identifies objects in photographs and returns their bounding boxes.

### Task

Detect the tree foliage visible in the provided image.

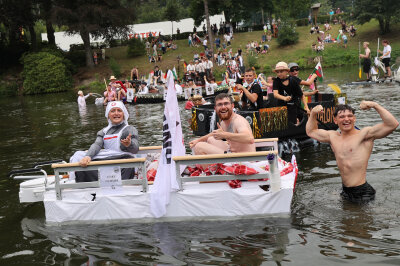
[353,0,400,34]
[52,0,136,67]
[127,38,146,57]
[22,51,73,94]
[277,22,299,46]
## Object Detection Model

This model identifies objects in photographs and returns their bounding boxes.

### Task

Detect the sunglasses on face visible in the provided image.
[290,68,299,72]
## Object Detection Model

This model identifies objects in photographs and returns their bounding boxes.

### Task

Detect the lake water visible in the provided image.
[1,65,399,265]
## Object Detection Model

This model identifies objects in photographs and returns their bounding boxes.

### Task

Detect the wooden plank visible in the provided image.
[173,150,277,161]
[52,158,146,169]
[139,146,162,151]
[254,138,278,143]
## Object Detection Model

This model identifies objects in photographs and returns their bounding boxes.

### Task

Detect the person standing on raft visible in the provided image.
[306,101,399,203]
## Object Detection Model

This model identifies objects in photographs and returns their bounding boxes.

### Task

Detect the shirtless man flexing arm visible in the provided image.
[190,93,255,155]
[306,101,399,203]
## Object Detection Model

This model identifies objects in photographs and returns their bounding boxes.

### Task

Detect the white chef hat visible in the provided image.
[105,101,129,129]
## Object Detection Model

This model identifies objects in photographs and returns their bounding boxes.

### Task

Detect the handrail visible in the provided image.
[139,146,162,151]
[52,158,147,200]
[52,158,145,169]
[173,150,278,190]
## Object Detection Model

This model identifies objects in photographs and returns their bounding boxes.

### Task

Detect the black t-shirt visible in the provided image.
[273,76,303,106]
[242,82,263,110]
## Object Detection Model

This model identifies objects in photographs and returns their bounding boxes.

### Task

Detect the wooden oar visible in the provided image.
[359,41,362,79]
[327,83,342,94]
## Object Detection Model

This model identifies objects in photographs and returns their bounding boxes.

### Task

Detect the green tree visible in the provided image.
[22,51,73,94]
[164,0,181,35]
[52,0,136,67]
[354,0,400,34]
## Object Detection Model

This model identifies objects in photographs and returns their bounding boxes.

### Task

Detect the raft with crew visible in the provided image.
[191,91,347,153]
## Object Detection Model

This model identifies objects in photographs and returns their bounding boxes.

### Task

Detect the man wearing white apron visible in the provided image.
[70,101,139,182]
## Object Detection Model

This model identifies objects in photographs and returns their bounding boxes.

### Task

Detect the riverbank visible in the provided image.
[77,19,400,87]
[1,19,399,95]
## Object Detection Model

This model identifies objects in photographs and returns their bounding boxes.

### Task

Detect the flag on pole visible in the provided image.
[183,61,187,69]
[172,66,178,80]
[150,70,186,218]
[312,62,323,82]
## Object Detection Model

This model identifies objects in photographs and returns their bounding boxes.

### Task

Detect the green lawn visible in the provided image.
[81,19,400,85]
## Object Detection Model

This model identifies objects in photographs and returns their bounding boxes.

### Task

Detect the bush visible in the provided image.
[65,50,86,69]
[76,80,106,94]
[108,57,121,78]
[246,54,260,69]
[277,23,299,47]
[0,80,20,96]
[22,52,73,94]
[127,38,146,57]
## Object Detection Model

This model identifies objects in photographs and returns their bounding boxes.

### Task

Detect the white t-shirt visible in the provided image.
[203,39,207,46]
[195,63,205,72]
[383,45,391,59]
[205,60,213,69]
[77,95,90,107]
[187,64,195,72]
[138,86,149,94]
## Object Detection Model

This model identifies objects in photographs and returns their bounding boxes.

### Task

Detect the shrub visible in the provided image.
[76,80,106,94]
[108,57,121,78]
[277,23,299,47]
[22,52,73,94]
[127,38,146,57]
[246,54,259,69]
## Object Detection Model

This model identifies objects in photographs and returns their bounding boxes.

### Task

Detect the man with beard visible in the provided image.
[306,102,398,203]
[189,93,255,155]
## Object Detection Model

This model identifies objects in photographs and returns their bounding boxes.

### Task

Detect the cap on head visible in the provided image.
[288,62,299,70]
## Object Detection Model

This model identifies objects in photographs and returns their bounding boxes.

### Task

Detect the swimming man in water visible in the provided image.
[306,101,399,203]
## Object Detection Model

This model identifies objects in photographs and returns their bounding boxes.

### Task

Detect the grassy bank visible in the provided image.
[79,19,400,86]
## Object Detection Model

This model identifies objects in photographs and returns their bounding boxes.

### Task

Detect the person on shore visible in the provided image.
[378,40,392,78]
[77,90,92,108]
[236,68,264,110]
[130,67,139,81]
[70,101,139,182]
[189,93,255,155]
[273,62,310,125]
[306,102,399,203]
[359,42,371,81]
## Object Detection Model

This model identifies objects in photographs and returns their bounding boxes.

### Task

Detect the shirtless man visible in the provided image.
[306,101,399,203]
[189,93,255,155]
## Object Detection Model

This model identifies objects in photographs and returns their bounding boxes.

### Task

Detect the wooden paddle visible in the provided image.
[327,83,342,94]
[359,41,362,79]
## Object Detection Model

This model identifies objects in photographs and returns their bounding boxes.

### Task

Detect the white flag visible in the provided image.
[150,70,186,218]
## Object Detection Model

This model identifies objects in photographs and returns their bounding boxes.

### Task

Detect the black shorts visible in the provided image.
[340,182,376,204]
[382,58,391,68]
[362,58,371,73]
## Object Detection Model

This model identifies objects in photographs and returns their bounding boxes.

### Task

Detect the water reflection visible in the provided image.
[78,106,89,125]
[19,217,291,265]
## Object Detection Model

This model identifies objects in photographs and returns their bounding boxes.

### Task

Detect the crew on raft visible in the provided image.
[190,93,255,155]
[272,62,310,125]
[69,101,139,182]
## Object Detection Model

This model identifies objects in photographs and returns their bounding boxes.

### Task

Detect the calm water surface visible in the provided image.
[0,66,399,265]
